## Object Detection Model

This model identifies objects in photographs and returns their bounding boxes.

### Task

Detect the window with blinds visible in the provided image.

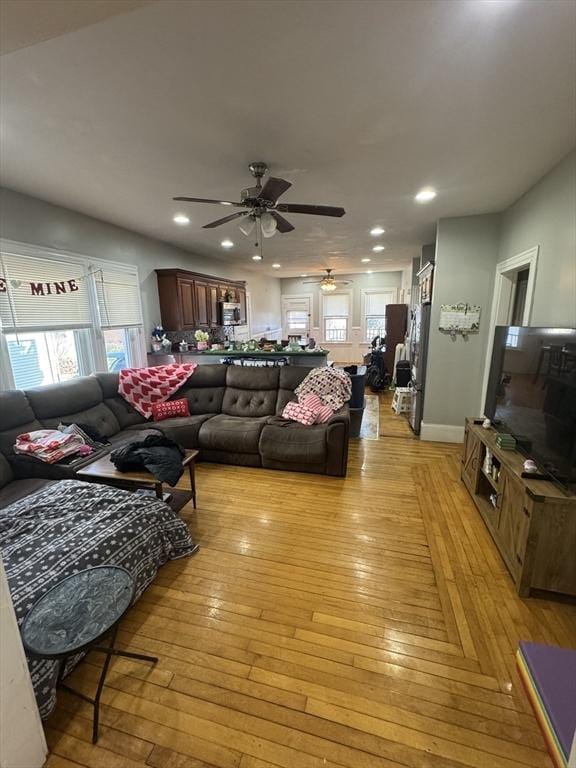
[93,266,143,328]
[364,290,395,341]
[323,293,350,342]
[0,251,91,332]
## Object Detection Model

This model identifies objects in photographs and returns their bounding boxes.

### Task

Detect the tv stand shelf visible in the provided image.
[462,419,576,597]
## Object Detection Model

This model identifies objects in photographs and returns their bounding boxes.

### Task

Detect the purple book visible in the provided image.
[519,641,576,759]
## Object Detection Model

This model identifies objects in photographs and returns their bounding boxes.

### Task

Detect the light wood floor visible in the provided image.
[44,393,576,768]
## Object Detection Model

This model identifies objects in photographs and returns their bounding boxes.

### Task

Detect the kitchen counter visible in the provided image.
[147,349,329,367]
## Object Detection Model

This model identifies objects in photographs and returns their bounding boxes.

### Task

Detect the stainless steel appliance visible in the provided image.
[409,302,432,435]
[219,302,241,326]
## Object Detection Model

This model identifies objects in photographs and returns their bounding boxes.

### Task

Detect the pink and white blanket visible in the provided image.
[118,364,197,418]
[15,430,84,464]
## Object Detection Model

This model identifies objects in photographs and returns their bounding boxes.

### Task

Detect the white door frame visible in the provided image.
[480,245,539,414]
[281,293,313,337]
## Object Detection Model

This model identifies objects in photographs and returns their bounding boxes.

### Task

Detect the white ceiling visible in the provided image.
[0,0,574,279]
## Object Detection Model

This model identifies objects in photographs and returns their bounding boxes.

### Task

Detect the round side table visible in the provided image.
[21,565,157,744]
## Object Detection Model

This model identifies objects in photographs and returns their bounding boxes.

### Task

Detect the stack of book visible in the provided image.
[495,433,516,450]
[516,641,576,768]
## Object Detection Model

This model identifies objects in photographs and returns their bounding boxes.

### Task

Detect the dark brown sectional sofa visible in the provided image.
[0,365,350,507]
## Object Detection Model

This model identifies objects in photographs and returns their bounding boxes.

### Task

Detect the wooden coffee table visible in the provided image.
[77,449,198,509]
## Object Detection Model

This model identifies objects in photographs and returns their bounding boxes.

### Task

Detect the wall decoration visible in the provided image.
[439,303,481,339]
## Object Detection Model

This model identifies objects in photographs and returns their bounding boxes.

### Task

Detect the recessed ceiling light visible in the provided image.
[370,226,385,236]
[361,258,371,263]
[272,263,281,269]
[372,245,385,252]
[300,274,308,277]
[173,213,190,225]
[415,187,437,203]
[251,254,262,261]
[221,201,233,206]
[221,239,234,248]
[366,270,373,274]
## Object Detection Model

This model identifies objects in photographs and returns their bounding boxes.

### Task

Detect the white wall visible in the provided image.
[498,149,576,328]
[280,271,406,364]
[422,215,501,441]
[0,557,47,768]
[0,187,282,340]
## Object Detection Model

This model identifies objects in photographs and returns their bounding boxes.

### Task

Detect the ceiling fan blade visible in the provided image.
[259,177,292,204]
[173,196,244,207]
[202,211,248,229]
[302,280,322,284]
[275,203,345,217]
[270,211,295,233]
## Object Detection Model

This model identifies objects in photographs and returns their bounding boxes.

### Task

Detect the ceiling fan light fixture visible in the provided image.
[320,281,337,292]
[239,216,255,236]
[260,212,278,238]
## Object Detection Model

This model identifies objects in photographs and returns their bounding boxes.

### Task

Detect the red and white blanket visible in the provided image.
[15,430,84,464]
[118,364,197,418]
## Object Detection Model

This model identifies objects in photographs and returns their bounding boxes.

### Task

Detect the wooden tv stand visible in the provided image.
[462,419,576,597]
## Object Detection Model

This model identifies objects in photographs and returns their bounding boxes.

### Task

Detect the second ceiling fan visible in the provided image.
[174,162,345,238]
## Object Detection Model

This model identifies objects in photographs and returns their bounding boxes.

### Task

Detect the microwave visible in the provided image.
[220,301,241,326]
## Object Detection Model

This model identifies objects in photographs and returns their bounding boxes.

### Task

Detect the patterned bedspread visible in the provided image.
[0,479,197,718]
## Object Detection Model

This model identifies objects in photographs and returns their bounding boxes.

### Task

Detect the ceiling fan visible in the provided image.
[173,162,345,239]
[303,269,353,293]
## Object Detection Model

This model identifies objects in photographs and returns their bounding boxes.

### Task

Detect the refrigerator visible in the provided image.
[408,302,432,435]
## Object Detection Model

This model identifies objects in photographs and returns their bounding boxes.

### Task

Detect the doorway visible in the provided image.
[480,246,539,413]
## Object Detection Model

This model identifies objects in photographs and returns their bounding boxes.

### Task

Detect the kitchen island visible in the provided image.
[147,349,330,367]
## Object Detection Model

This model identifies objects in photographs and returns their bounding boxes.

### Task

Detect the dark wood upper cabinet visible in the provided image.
[156,269,246,331]
[194,282,209,326]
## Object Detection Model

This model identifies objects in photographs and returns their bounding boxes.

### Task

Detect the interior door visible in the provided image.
[282,296,311,339]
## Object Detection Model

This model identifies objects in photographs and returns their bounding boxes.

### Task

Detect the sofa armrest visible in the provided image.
[327,404,350,424]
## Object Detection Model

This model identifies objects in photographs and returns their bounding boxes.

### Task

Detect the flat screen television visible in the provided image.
[484,326,576,492]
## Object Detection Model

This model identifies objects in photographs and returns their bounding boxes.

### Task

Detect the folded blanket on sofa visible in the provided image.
[294,366,352,411]
[14,429,84,464]
[119,363,198,418]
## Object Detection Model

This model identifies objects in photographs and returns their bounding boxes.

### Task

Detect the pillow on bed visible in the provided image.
[151,398,190,422]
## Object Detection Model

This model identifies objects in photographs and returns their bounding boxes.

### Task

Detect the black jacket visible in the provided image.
[110,434,185,487]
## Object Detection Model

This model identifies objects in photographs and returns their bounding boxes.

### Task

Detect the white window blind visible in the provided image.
[323,293,350,317]
[0,251,91,332]
[93,266,143,328]
[365,292,391,316]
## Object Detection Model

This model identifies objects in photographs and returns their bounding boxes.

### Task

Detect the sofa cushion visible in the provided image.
[275,367,309,414]
[174,365,226,414]
[0,390,45,458]
[222,366,279,417]
[40,403,120,438]
[154,414,214,449]
[108,428,162,447]
[199,414,270,454]
[0,453,14,489]
[26,377,103,419]
[94,372,148,429]
[0,478,56,510]
[259,419,328,465]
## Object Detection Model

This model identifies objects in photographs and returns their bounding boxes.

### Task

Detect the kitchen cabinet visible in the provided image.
[156,269,246,331]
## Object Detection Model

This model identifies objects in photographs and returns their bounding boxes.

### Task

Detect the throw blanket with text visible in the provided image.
[118,363,197,418]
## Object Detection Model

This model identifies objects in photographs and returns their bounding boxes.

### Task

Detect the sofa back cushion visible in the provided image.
[0,452,14,488]
[94,372,147,429]
[175,365,227,415]
[276,367,309,415]
[25,377,120,437]
[0,390,44,458]
[222,366,279,417]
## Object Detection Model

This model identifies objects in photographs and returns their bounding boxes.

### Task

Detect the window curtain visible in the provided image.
[323,293,350,316]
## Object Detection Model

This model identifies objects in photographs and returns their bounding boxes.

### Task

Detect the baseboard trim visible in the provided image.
[420,422,465,443]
